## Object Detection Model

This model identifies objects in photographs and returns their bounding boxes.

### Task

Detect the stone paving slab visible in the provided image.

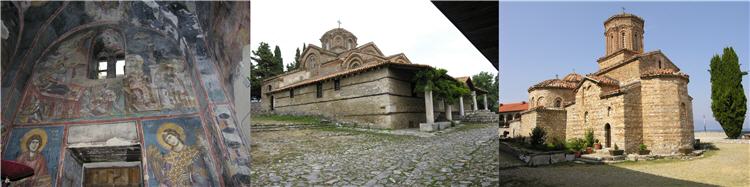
[250,124,512,186]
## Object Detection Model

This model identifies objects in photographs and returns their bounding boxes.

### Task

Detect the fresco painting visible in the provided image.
[211,104,251,184]
[142,117,218,187]
[2,126,63,187]
[14,26,197,125]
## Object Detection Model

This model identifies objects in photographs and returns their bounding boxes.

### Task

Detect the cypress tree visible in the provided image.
[710,47,747,139]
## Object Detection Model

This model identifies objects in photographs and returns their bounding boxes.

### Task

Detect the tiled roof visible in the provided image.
[528,79,577,92]
[455,76,489,94]
[641,68,689,79]
[586,75,620,86]
[267,61,432,93]
[562,72,583,82]
[499,102,528,113]
[604,12,644,24]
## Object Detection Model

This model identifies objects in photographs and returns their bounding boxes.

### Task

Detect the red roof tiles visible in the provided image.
[499,102,528,113]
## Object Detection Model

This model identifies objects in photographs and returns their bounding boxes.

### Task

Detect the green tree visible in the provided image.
[472,71,499,112]
[710,47,747,139]
[250,42,284,99]
[413,68,469,104]
[286,47,301,71]
[273,45,284,73]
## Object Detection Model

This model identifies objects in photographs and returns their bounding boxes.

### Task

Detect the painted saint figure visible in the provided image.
[14,128,52,187]
[147,123,211,186]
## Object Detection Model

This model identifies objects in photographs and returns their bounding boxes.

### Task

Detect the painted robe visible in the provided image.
[14,151,51,187]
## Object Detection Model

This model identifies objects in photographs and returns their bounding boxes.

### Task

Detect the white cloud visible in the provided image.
[250,0,496,77]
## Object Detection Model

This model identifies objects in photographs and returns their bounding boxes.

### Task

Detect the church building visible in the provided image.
[507,12,694,155]
[261,28,493,129]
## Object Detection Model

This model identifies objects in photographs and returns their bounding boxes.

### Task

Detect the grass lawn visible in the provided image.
[500,143,749,187]
[253,114,324,125]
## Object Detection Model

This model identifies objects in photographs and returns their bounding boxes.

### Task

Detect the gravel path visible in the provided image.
[250,124,513,186]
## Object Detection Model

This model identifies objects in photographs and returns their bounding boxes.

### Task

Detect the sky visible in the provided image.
[250,0,496,78]
[500,2,750,131]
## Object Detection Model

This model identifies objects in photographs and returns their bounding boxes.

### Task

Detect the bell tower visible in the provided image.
[604,12,644,56]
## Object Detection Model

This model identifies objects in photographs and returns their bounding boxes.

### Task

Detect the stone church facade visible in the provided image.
[509,13,694,155]
[1,2,252,186]
[261,28,492,129]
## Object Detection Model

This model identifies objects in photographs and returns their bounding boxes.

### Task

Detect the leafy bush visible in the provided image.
[545,138,566,151]
[566,138,585,152]
[584,128,595,147]
[639,144,647,151]
[529,127,547,146]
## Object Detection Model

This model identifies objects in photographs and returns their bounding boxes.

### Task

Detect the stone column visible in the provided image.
[425,90,434,124]
[459,96,465,116]
[472,91,478,111]
[483,94,488,110]
[445,101,452,121]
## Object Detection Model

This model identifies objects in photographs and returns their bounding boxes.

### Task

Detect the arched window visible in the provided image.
[530,97,535,107]
[349,59,361,69]
[554,98,562,108]
[658,60,662,69]
[621,31,626,48]
[267,85,271,91]
[584,111,589,124]
[306,55,318,71]
[537,97,545,107]
[515,113,521,119]
[91,29,126,79]
[347,39,355,50]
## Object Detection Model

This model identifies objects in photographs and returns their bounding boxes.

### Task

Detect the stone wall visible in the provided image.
[529,88,574,108]
[641,76,694,154]
[565,80,630,151]
[600,59,641,85]
[265,67,428,129]
[519,108,566,143]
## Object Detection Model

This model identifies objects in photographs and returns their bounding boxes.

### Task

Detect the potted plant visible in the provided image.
[594,139,602,150]
[609,143,624,156]
[584,129,595,154]
[566,138,585,158]
[638,144,651,155]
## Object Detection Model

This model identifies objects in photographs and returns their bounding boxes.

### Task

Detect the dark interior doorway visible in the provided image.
[605,123,611,148]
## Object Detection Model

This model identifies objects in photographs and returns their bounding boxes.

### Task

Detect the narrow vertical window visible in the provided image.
[289,88,294,98]
[316,82,323,98]
[334,79,341,90]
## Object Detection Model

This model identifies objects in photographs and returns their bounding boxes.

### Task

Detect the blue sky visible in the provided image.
[500,2,750,130]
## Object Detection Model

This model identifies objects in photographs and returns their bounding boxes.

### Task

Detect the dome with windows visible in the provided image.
[320,28,358,53]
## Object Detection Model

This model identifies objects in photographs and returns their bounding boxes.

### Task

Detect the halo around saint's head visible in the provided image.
[20,128,48,152]
[156,122,186,149]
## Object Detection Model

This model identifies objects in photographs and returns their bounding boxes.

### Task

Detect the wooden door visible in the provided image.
[84,167,141,187]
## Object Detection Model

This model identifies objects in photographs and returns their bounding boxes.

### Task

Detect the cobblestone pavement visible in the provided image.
[250,123,514,186]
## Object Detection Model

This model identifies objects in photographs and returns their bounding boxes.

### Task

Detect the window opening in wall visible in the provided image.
[267,85,271,92]
[289,89,294,98]
[410,82,417,97]
[316,83,323,98]
[621,32,626,48]
[607,107,612,117]
[93,55,125,79]
[554,98,562,108]
[658,60,662,69]
[334,79,341,90]
[584,111,589,124]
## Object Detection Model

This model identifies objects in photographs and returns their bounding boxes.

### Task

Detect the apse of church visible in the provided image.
[1,1,251,186]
